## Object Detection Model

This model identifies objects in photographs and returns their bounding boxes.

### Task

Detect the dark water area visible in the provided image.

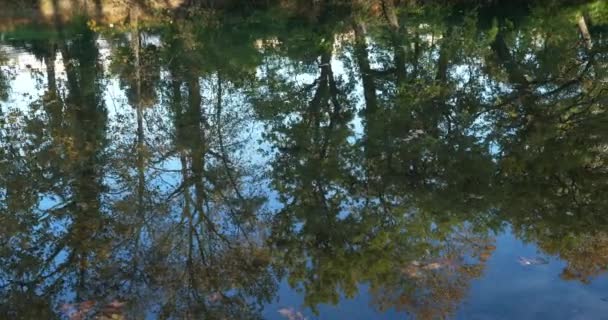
[0,1,607,319]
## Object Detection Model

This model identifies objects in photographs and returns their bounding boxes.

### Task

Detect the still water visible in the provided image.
[0,1,607,319]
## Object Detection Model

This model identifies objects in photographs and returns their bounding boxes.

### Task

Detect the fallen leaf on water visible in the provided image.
[61,300,126,320]
[401,264,423,278]
[517,256,548,266]
[278,307,307,320]
[479,251,492,261]
[422,262,442,271]
[60,300,96,320]
[106,300,125,308]
[484,245,497,251]
[207,292,222,303]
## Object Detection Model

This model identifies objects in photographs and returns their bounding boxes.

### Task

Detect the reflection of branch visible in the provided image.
[12,248,75,289]
[37,200,74,221]
[321,61,343,159]
[472,53,597,122]
[214,73,252,241]
[215,73,247,205]
[182,186,232,245]
[370,68,397,77]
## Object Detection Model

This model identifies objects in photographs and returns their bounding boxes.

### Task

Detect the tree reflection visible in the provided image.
[371,226,494,320]
[0,14,275,319]
[490,2,608,285]
[0,17,112,318]
[0,1,607,318]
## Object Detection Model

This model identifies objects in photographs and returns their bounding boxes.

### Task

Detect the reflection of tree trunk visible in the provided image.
[309,0,326,23]
[186,75,207,238]
[51,0,62,28]
[180,153,191,219]
[392,43,407,84]
[136,109,145,210]
[436,34,450,82]
[44,48,57,92]
[132,28,141,102]
[136,111,145,211]
[52,23,107,302]
[381,0,406,84]
[381,0,399,30]
[60,45,79,99]
[492,29,529,87]
[309,54,330,148]
[577,15,592,50]
[354,21,378,115]
[412,32,421,79]
[317,51,344,159]
[170,72,183,115]
[93,0,103,20]
[354,20,381,162]
[180,151,197,292]
[433,33,452,137]
[378,2,403,169]
[43,46,63,127]
[131,19,145,216]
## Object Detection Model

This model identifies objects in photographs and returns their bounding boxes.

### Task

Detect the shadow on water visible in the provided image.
[0,0,607,319]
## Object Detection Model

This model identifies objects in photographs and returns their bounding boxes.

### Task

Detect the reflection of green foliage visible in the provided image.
[0,58,8,101]
[2,16,91,41]
[153,12,264,85]
[586,0,608,24]
[109,30,161,108]
[0,1,607,318]
[2,25,63,41]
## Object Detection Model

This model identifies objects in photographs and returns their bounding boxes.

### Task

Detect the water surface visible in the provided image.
[1,1,607,319]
